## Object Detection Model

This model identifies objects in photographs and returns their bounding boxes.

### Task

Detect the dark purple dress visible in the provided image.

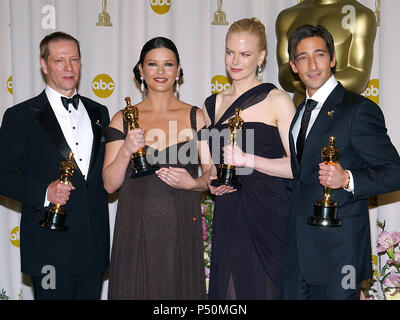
[205,84,290,299]
[105,106,206,300]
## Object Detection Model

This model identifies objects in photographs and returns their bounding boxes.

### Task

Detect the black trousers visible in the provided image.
[31,271,104,300]
[281,217,359,300]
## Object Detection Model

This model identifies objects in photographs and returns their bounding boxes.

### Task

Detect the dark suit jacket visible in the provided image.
[287,82,400,286]
[0,90,110,276]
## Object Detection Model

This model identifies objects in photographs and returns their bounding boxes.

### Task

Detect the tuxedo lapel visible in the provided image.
[81,97,102,177]
[300,83,345,166]
[290,101,304,172]
[31,91,72,162]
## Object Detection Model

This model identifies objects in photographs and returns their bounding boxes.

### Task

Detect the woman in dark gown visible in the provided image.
[102,37,211,299]
[203,18,296,299]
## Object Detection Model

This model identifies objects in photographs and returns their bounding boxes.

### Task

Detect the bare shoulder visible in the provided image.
[179,100,194,110]
[109,110,124,131]
[268,88,291,99]
[195,106,206,130]
[178,102,206,130]
[268,88,294,106]
[266,88,296,116]
[200,102,212,128]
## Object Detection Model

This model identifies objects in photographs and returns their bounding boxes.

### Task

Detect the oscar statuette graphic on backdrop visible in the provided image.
[212,0,228,25]
[97,0,112,26]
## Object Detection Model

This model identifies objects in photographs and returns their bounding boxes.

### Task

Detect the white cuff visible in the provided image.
[343,170,354,193]
[44,187,50,207]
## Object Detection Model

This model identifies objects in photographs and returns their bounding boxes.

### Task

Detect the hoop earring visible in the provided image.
[140,76,145,92]
[257,65,263,80]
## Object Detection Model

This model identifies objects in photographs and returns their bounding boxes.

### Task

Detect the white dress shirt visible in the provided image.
[292,75,338,144]
[291,75,354,192]
[44,85,94,205]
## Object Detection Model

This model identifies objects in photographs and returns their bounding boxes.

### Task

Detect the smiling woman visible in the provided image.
[139,48,179,93]
[102,36,213,300]
[202,17,296,300]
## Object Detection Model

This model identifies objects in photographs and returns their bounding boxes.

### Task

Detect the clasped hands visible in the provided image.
[122,128,195,189]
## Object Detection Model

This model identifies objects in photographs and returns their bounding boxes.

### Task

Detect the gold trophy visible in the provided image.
[123,97,159,178]
[96,0,112,26]
[211,108,243,188]
[40,152,76,232]
[211,0,229,25]
[276,0,377,106]
[308,136,342,227]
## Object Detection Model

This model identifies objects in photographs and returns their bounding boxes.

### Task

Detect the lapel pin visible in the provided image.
[327,110,335,119]
[95,119,101,127]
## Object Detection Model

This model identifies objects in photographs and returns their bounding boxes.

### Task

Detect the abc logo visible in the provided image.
[10,226,19,248]
[211,75,231,94]
[7,75,13,95]
[150,0,171,14]
[92,74,115,98]
[365,79,379,105]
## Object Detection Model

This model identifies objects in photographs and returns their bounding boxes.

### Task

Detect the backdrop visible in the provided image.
[0,0,397,300]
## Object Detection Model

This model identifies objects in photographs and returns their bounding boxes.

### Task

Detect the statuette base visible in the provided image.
[40,209,68,232]
[308,204,342,227]
[210,164,241,188]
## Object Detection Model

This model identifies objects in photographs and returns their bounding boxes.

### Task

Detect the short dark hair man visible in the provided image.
[0,32,110,299]
[282,24,400,299]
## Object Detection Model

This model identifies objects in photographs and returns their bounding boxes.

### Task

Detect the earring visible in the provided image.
[257,65,263,80]
[140,76,145,92]
[175,76,180,94]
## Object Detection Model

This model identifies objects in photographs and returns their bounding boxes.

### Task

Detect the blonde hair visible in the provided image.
[226,17,267,53]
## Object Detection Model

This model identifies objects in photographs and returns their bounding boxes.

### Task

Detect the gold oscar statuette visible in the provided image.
[40,152,76,232]
[308,136,342,227]
[276,0,377,106]
[212,0,229,25]
[211,107,243,188]
[96,0,112,27]
[123,97,159,178]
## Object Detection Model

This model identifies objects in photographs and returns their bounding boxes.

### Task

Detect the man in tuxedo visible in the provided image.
[0,32,110,299]
[282,24,400,299]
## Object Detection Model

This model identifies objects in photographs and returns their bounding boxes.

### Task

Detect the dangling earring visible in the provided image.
[175,76,180,94]
[257,65,263,80]
[140,76,145,92]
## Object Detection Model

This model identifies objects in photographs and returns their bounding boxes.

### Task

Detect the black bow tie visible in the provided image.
[61,94,80,111]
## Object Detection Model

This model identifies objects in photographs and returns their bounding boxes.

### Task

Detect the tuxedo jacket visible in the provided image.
[0,90,110,276]
[286,82,400,286]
